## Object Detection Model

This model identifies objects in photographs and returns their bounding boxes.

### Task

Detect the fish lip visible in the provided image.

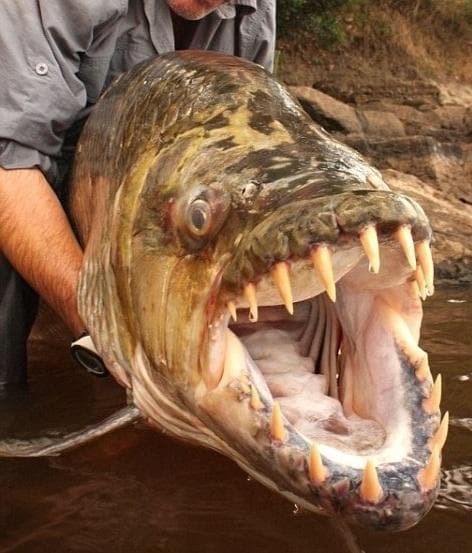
[198,227,441,529]
[340,482,439,531]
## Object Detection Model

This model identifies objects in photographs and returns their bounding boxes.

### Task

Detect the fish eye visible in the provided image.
[187,198,212,236]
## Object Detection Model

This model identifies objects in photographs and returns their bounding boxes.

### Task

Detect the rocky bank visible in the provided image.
[289,78,472,285]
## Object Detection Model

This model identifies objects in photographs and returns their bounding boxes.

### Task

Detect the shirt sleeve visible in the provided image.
[0,0,125,186]
[239,0,276,73]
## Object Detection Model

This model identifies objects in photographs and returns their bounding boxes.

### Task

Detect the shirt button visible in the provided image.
[35,62,49,76]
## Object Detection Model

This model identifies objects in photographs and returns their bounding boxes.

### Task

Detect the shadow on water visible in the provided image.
[0,288,470,553]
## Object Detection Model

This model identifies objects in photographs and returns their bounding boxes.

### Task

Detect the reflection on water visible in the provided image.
[0,288,471,553]
[437,466,472,512]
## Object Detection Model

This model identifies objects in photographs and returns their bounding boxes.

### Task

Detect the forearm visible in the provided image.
[0,167,85,335]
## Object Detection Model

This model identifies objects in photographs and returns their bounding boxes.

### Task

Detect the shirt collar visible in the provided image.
[215,0,258,19]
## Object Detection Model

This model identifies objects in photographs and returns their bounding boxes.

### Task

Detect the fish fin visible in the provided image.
[0,405,141,457]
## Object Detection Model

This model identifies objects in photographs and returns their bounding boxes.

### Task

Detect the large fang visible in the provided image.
[415,265,427,301]
[360,459,383,503]
[311,246,336,302]
[227,301,237,322]
[250,385,264,411]
[416,240,434,294]
[360,226,380,274]
[244,283,258,322]
[223,329,246,380]
[429,411,449,451]
[395,225,416,270]
[271,402,286,442]
[271,262,294,315]
[309,440,328,485]
[418,447,441,492]
[416,353,432,382]
[423,374,442,414]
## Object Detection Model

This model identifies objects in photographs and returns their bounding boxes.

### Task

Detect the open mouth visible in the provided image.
[200,191,448,530]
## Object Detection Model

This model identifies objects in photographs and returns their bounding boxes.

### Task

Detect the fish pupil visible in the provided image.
[192,208,206,229]
[188,199,211,235]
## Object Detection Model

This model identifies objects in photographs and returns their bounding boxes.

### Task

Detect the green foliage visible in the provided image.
[277,0,351,48]
[277,0,472,48]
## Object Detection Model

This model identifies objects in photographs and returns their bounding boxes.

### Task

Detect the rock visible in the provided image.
[378,103,442,137]
[437,81,472,108]
[462,144,472,204]
[313,78,442,109]
[357,109,405,138]
[291,86,406,139]
[290,86,363,134]
[434,105,472,137]
[293,78,472,285]
[341,100,471,141]
[343,135,469,200]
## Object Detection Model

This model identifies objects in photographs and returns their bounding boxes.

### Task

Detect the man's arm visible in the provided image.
[0,167,85,336]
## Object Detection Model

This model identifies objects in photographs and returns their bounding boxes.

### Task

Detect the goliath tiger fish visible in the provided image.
[7,51,449,531]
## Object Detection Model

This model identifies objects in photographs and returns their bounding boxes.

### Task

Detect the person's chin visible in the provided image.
[167,0,224,20]
[174,8,212,20]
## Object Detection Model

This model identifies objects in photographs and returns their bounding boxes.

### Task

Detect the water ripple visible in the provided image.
[450,417,472,431]
[436,465,472,512]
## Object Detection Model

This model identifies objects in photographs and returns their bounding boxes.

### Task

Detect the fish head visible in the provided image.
[73,51,446,532]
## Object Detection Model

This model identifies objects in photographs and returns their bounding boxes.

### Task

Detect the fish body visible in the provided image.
[70,51,444,531]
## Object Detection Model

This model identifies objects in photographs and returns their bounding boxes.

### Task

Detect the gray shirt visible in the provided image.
[0,0,275,190]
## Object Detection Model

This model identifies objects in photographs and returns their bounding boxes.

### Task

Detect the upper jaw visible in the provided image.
[193,189,447,530]
[221,189,431,293]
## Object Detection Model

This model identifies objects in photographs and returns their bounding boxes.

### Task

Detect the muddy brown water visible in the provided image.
[0,287,470,553]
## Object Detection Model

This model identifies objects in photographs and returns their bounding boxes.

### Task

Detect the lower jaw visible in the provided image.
[196,245,444,529]
[229,293,417,469]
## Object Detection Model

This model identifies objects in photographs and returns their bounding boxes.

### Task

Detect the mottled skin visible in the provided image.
[69,51,438,530]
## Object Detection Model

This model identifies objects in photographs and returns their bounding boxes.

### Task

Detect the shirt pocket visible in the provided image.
[107,31,157,85]
[77,55,113,105]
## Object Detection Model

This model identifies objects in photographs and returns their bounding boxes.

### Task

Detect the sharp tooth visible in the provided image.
[418,446,441,492]
[416,353,432,382]
[410,279,421,300]
[359,226,380,274]
[271,262,294,315]
[250,385,264,411]
[227,301,237,322]
[223,329,246,379]
[415,265,427,301]
[416,240,434,295]
[395,225,416,270]
[271,402,286,442]
[240,374,251,394]
[309,440,328,484]
[429,411,449,451]
[423,374,442,414]
[311,246,336,302]
[203,326,229,390]
[360,459,383,503]
[244,283,258,322]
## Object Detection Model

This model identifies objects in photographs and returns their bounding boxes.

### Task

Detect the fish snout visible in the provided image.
[223,189,431,291]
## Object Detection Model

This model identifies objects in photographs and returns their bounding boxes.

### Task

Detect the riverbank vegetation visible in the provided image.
[277,0,472,82]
